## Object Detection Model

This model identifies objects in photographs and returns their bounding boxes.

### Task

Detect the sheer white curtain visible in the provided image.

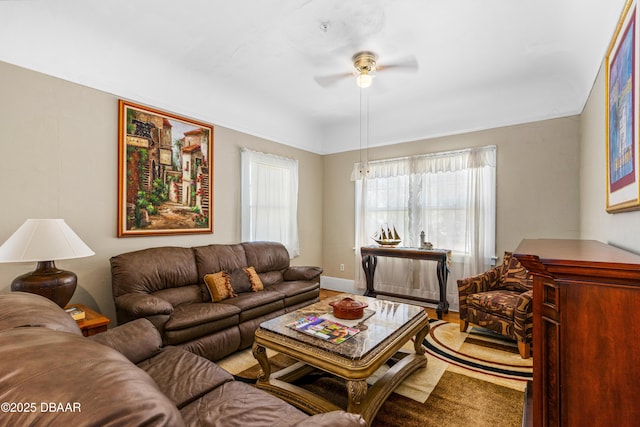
[352,145,496,310]
[241,148,300,258]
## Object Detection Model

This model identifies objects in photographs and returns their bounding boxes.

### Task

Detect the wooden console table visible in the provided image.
[360,245,450,319]
[514,239,640,427]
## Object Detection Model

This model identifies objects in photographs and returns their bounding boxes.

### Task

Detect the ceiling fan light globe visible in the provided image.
[357,74,372,88]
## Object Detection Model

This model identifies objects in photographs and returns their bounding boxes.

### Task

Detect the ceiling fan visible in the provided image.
[314,51,419,88]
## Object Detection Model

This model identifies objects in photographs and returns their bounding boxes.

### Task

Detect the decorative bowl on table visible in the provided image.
[329,297,369,320]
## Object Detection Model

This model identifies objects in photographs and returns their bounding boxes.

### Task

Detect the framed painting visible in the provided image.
[117,100,214,236]
[606,0,640,213]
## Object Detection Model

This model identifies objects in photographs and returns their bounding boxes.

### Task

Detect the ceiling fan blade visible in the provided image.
[313,72,354,88]
[376,54,419,73]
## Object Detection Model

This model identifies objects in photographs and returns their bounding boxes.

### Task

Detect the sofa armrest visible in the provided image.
[115,293,174,317]
[293,411,367,427]
[90,318,163,364]
[284,266,323,282]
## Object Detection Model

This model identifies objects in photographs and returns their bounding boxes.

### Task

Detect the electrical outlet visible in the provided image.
[339,263,345,271]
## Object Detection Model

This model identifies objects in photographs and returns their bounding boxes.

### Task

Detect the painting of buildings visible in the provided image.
[118,101,213,236]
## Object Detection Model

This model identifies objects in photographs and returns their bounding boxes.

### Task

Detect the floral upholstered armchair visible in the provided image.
[457,252,533,358]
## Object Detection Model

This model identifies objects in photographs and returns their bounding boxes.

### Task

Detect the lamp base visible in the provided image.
[10,261,77,308]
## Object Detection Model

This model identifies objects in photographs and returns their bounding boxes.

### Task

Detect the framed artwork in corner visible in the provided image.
[606,0,640,213]
[117,100,214,236]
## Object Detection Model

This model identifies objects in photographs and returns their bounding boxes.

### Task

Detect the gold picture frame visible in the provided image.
[606,0,640,213]
[117,100,214,236]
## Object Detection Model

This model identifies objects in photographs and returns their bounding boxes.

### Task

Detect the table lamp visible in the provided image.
[0,219,95,308]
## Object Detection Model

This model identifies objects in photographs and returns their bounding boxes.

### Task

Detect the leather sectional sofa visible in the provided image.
[0,292,366,426]
[110,241,322,361]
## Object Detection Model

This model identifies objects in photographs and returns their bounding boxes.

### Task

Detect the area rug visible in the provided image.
[217,320,531,427]
[423,319,533,382]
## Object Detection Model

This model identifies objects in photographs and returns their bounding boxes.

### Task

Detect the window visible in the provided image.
[241,148,300,258]
[353,146,496,309]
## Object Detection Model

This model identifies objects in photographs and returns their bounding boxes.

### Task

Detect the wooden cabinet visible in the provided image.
[514,239,640,427]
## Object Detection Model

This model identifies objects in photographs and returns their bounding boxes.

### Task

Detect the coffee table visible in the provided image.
[252,294,430,424]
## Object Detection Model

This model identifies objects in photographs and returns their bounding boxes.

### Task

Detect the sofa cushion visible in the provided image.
[137,346,234,409]
[245,266,264,291]
[178,327,242,362]
[238,309,286,348]
[0,292,82,335]
[193,244,248,279]
[164,303,241,345]
[165,303,241,331]
[220,290,284,322]
[267,280,320,298]
[258,270,284,286]
[179,380,309,427]
[111,246,199,296]
[165,315,240,346]
[242,241,290,272]
[283,288,320,309]
[204,272,236,302]
[154,285,204,307]
[0,327,183,427]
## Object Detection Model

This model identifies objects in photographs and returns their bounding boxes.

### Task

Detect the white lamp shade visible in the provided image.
[0,219,95,263]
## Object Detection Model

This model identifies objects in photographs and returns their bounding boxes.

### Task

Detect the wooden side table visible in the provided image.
[66,303,110,337]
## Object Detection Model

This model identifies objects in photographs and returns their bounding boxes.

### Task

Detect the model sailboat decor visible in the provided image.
[372,225,402,247]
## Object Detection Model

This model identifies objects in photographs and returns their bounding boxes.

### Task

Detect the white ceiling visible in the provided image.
[0,0,628,154]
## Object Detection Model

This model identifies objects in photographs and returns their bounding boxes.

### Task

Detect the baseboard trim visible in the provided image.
[319,276,363,295]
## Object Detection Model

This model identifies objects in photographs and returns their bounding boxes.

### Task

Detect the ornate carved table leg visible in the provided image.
[346,379,368,415]
[252,342,271,383]
[362,255,378,297]
[414,322,431,355]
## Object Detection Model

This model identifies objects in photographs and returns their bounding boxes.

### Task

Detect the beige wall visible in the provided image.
[4,54,631,323]
[580,61,640,253]
[0,61,323,323]
[322,117,581,279]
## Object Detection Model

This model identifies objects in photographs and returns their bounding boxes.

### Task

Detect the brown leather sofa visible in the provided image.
[0,292,366,427]
[111,241,322,361]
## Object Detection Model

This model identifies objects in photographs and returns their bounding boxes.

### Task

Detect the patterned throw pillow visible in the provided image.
[244,266,264,292]
[204,272,236,302]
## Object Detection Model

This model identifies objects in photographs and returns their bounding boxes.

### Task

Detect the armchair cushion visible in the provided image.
[467,290,523,320]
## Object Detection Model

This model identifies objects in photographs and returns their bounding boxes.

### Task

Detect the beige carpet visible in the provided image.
[217,321,531,427]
